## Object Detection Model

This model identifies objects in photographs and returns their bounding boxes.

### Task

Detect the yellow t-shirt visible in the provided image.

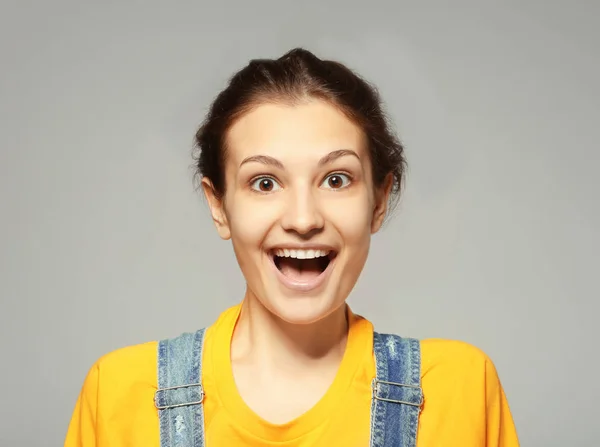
[65,305,519,446]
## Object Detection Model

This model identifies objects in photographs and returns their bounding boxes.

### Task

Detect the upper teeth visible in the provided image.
[273,249,330,259]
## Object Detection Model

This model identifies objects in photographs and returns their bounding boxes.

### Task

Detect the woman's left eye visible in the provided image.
[321,173,352,190]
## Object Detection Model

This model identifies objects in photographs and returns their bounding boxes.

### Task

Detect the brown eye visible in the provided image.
[323,173,351,190]
[259,179,273,191]
[250,177,281,192]
[328,175,342,188]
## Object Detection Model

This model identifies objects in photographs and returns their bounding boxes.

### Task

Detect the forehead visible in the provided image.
[225,100,367,163]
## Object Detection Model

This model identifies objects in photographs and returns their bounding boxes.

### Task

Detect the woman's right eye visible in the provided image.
[250,177,282,193]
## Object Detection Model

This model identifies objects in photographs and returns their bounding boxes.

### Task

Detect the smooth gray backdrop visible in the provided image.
[1,1,598,445]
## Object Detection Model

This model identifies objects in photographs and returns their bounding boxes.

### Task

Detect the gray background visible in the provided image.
[1,1,598,445]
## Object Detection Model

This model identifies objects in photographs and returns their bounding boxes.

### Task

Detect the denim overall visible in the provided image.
[154,329,423,447]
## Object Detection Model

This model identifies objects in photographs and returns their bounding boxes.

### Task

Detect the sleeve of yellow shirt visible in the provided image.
[64,342,160,447]
[64,363,99,447]
[484,354,519,446]
[418,339,519,446]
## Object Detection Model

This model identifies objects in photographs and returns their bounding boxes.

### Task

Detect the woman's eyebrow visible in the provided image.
[239,149,359,169]
[318,149,360,166]
[239,155,284,169]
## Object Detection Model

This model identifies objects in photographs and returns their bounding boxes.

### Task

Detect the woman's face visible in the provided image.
[203,100,390,324]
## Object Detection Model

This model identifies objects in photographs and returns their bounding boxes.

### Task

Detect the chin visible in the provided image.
[264,293,345,325]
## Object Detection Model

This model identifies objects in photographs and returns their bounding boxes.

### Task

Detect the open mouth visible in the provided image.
[271,248,336,283]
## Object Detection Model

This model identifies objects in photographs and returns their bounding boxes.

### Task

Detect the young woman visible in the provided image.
[65,48,519,447]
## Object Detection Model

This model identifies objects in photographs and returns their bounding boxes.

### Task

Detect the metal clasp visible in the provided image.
[371,378,424,408]
[154,383,204,410]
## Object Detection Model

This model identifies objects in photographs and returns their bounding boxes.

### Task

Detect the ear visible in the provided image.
[371,173,393,234]
[201,177,231,240]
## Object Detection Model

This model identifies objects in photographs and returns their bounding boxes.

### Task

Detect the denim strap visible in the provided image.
[370,333,423,447]
[155,329,206,447]
[155,329,421,447]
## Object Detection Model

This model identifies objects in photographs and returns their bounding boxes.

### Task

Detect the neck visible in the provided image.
[231,289,349,374]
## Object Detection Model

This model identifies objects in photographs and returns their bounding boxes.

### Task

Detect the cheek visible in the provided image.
[226,194,282,251]
[324,195,374,243]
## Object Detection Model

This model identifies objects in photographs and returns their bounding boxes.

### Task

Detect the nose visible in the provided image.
[280,186,325,236]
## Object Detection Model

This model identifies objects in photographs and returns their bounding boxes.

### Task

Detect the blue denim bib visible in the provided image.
[155,329,423,447]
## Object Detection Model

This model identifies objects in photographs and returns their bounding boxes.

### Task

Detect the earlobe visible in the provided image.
[371,174,393,234]
[201,178,231,240]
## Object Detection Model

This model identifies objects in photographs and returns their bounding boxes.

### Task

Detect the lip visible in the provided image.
[268,250,337,293]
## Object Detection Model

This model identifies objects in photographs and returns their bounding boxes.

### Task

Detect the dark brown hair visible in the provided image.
[194,48,406,211]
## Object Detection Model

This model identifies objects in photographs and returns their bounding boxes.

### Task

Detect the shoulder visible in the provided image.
[86,328,211,385]
[95,340,158,373]
[419,338,502,387]
[79,340,158,398]
[85,327,214,387]
[420,338,492,366]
